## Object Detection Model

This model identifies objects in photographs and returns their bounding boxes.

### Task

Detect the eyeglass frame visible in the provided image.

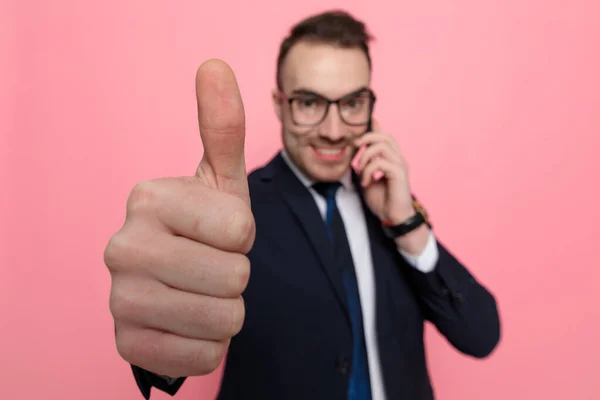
[277,87,377,127]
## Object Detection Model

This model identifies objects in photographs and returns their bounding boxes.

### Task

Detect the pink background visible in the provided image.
[2,0,599,399]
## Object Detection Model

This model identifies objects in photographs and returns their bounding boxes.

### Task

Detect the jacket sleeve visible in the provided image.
[131,365,186,399]
[401,239,501,358]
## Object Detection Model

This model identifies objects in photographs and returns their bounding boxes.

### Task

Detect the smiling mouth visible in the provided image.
[311,146,346,161]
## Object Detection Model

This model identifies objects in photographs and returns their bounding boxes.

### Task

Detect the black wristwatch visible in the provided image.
[382,196,431,239]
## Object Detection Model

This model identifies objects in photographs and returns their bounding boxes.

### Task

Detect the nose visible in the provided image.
[320,104,345,141]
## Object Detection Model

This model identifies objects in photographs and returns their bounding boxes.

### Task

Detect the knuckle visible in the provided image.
[117,328,162,369]
[115,327,141,364]
[213,298,245,338]
[115,331,137,364]
[104,231,134,272]
[191,213,208,242]
[203,346,223,373]
[115,330,134,363]
[192,341,227,374]
[127,180,157,216]
[228,297,246,336]
[109,281,142,323]
[225,203,255,252]
[229,255,251,296]
[103,235,121,271]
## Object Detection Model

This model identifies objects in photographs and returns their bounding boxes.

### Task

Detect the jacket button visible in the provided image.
[336,358,350,374]
[453,292,465,303]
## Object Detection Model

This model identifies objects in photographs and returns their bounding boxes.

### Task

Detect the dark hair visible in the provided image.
[276,10,374,89]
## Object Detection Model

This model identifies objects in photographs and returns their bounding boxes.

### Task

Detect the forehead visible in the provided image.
[281,41,371,98]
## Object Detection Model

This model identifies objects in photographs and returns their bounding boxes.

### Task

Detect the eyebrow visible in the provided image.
[290,86,370,99]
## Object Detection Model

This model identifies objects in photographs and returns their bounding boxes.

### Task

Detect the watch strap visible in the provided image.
[381,195,431,239]
[382,212,426,238]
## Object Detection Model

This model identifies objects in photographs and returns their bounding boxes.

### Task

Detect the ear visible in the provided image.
[272,88,283,122]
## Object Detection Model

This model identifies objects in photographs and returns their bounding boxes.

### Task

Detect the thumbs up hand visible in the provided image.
[104,59,255,378]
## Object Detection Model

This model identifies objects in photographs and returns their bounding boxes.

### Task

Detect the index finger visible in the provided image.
[370,117,381,132]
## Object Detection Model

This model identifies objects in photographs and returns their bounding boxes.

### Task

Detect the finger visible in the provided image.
[112,276,246,341]
[370,117,382,132]
[116,324,230,377]
[152,236,250,299]
[195,59,248,198]
[162,180,254,253]
[124,230,250,298]
[356,142,401,172]
[124,178,255,253]
[361,157,397,187]
[354,132,396,149]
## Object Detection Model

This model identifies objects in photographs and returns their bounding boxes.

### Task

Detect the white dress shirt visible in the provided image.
[280,150,439,400]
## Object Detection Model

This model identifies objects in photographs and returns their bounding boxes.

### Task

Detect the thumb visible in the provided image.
[195,59,249,201]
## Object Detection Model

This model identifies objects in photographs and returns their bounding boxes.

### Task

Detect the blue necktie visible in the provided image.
[312,182,372,400]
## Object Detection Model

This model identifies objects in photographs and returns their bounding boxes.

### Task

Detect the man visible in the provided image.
[104,10,500,400]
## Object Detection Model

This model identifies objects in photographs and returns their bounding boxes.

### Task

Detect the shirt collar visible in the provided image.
[280,149,354,191]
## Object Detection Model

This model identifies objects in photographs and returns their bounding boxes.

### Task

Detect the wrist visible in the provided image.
[385,209,417,226]
[394,223,430,255]
[384,200,417,225]
[381,196,431,255]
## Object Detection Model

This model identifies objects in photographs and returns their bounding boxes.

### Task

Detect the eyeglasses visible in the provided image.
[280,88,376,127]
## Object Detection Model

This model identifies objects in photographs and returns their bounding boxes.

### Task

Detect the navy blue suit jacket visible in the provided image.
[132,152,501,399]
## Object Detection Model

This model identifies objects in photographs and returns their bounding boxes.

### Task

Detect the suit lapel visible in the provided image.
[261,154,351,324]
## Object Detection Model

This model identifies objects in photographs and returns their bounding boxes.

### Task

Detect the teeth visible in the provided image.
[316,148,343,155]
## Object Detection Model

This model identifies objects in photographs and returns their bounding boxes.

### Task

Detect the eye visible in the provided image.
[343,96,367,110]
[299,97,318,108]
[346,99,360,108]
[294,96,325,111]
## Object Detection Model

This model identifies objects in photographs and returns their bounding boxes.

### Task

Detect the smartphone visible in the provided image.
[352,117,373,170]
